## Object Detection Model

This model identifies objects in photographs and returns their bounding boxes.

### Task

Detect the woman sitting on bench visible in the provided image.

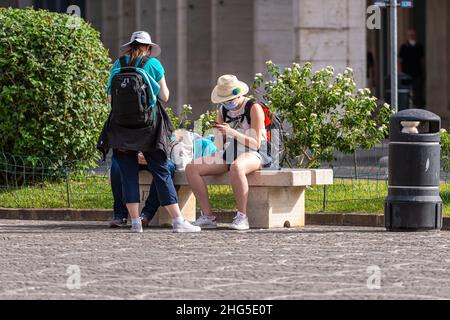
[186,75,272,230]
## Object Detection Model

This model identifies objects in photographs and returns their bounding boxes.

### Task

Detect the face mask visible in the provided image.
[221,99,240,111]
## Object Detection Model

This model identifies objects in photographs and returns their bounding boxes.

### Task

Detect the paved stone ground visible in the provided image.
[1,220,450,300]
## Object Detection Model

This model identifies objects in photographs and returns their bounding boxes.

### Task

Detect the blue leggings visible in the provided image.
[113,150,178,206]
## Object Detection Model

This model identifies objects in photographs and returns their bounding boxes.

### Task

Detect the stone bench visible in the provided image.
[139,169,333,229]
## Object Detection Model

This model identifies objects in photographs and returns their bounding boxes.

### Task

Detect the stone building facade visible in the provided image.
[2,0,449,126]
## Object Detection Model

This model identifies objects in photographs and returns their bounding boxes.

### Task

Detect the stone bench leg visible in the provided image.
[247,186,305,229]
[139,182,197,227]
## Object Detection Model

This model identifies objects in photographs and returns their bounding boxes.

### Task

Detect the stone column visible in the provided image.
[17,0,33,7]
[212,0,255,87]
[102,0,123,59]
[426,0,450,127]
[294,0,367,87]
[254,0,294,75]
[1,0,17,7]
[186,0,213,119]
[140,0,158,41]
[177,0,188,110]
[158,0,188,113]
[85,0,103,33]
[122,0,140,44]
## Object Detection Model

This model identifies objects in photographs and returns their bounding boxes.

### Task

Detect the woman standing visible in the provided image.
[101,31,200,233]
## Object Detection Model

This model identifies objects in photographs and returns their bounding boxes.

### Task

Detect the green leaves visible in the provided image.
[166,104,193,130]
[0,8,111,170]
[442,128,450,173]
[253,62,393,168]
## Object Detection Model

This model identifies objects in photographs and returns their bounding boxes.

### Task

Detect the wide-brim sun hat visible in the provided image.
[121,31,161,58]
[211,75,249,104]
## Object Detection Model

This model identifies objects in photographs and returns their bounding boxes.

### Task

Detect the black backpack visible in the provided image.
[222,99,286,167]
[110,55,156,128]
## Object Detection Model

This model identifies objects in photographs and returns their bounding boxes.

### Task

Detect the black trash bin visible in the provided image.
[385,109,443,231]
[385,73,413,111]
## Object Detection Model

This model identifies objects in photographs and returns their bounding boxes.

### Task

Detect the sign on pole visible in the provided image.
[373,0,414,113]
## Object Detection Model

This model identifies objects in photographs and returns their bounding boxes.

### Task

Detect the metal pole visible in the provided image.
[65,165,71,208]
[390,0,398,113]
[378,11,385,100]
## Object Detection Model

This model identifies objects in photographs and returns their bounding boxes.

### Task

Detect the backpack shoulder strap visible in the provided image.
[119,56,129,68]
[243,99,257,125]
[221,106,229,123]
[138,55,152,69]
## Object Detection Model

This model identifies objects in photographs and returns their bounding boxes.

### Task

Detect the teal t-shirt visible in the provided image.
[107,56,165,97]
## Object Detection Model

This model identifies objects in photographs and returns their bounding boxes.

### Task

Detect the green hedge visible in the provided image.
[0,8,111,169]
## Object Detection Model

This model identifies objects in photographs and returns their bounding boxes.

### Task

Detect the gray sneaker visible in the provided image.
[193,214,217,229]
[109,218,128,228]
[230,213,250,231]
[131,222,143,233]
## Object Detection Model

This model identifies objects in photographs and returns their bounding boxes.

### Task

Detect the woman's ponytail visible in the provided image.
[127,42,151,65]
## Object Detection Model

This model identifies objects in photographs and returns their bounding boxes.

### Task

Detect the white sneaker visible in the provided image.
[193,214,218,229]
[173,220,202,233]
[131,223,143,233]
[230,213,250,231]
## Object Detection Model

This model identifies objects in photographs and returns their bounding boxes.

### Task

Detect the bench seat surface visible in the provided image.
[140,169,333,187]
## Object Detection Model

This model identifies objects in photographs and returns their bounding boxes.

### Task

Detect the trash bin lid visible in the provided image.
[389,109,441,142]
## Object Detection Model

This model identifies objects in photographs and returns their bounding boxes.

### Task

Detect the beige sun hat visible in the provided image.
[211,75,249,104]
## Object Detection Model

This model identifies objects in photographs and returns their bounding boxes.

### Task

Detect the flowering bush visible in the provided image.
[0,8,110,169]
[166,104,193,130]
[253,61,393,168]
[166,104,217,137]
[197,110,217,136]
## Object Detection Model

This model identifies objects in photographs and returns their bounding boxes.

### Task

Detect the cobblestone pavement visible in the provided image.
[1,220,450,300]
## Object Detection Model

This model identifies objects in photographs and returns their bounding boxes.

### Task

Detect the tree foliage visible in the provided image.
[0,8,111,169]
[253,61,393,168]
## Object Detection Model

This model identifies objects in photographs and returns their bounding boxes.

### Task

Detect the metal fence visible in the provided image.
[306,143,449,214]
[0,147,449,213]
[0,153,112,209]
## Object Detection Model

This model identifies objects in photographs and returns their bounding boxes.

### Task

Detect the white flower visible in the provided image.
[266,60,273,65]
[255,73,263,78]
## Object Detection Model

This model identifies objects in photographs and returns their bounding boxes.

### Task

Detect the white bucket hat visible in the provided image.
[211,75,249,104]
[121,31,161,58]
